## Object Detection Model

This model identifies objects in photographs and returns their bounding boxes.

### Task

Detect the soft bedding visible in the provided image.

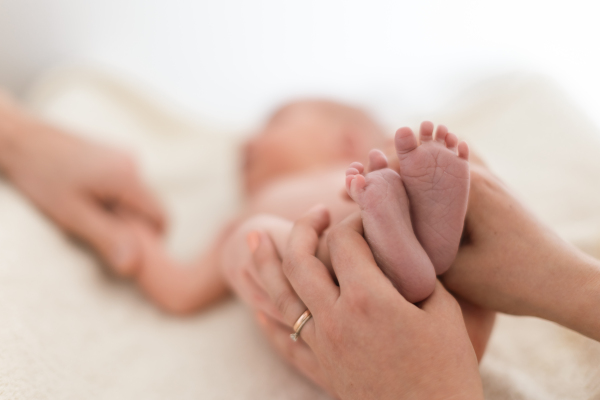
[1,67,599,399]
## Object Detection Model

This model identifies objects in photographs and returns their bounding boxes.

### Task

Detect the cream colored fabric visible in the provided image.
[430,75,600,399]
[0,69,328,400]
[1,68,599,399]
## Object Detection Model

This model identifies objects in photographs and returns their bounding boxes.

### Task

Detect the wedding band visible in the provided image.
[290,309,312,342]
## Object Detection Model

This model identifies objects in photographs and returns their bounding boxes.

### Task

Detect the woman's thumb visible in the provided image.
[420,280,464,320]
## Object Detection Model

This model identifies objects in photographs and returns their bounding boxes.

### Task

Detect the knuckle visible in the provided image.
[282,252,301,276]
[294,215,321,237]
[273,290,295,317]
[346,286,373,315]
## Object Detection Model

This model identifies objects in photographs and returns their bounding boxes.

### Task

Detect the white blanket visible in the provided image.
[1,67,599,399]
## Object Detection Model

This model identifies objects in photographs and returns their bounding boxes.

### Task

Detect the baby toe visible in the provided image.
[458,141,469,160]
[445,132,459,152]
[419,121,434,142]
[395,127,418,155]
[349,162,364,174]
[435,125,448,143]
[367,149,388,172]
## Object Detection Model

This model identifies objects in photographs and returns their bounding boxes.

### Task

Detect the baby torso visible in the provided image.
[246,166,358,225]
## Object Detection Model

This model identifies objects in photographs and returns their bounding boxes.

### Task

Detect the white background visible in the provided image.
[1,0,599,129]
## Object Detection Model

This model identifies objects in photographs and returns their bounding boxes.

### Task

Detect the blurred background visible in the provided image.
[1,0,599,131]
[3,3,600,399]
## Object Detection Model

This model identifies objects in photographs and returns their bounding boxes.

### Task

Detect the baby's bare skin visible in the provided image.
[346,122,469,302]
[82,100,494,373]
[345,151,436,303]
[130,165,359,314]
[396,122,470,274]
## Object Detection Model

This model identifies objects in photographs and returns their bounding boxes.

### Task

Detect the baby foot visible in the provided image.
[395,122,469,275]
[345,150,436,303]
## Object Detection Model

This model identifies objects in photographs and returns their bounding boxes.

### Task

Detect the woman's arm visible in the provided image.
[0,89,165,275]
[443,162,600,341]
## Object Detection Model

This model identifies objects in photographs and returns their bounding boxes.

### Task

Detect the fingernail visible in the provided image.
[246,231,260,253]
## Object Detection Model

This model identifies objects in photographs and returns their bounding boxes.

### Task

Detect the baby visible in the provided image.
[131,100,388,310]
[128,99,477,347]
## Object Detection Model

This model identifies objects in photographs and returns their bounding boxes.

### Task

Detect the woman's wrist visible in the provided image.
[450,163,600,342]
[533,247,600,340]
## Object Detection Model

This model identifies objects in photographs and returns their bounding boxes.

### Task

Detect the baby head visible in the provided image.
[243,99,387,194]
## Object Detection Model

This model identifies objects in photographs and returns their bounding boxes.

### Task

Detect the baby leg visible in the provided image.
[395,122,470,274]
[345,151,436,303]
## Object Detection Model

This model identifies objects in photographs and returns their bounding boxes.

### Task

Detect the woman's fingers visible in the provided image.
[119,181,167,233]
[251,231,312,333]
[59,198,142,276]
[419,281,483,368]
[256,313,336,398]
[420,280,464,320]
[286,205,331,258]
[225,257,284,323]
[327,212,401,298]
[454,296,496,363]
[283,206,339,316]
[91,151,167,233]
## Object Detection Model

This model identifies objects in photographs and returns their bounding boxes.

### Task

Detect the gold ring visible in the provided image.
[290,309,312,342]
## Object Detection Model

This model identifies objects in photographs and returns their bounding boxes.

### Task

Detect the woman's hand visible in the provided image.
[443,162,600,341]
[250,207,484,400]
[0,93,165,276]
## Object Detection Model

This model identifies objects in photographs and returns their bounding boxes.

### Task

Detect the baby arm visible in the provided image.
[220,214,296,321]
[130,220,232,314]
[127,213,305,315]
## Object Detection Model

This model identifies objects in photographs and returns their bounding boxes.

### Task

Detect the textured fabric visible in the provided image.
[1,68,599,399]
